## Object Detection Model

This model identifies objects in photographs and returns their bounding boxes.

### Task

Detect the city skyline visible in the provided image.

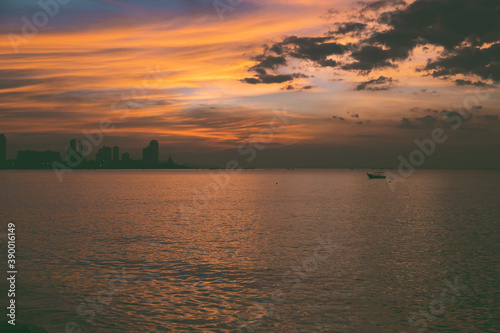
[0,134,185,169]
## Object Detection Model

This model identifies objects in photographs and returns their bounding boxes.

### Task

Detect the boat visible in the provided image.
[367,172,386,179]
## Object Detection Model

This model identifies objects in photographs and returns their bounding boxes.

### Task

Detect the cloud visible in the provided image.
[251,55,287,69]
[425,108,439,114]
[342,46,395,72]
[424,44,500,81]
[349,0,498,79]
[332,115,345,121]
[454,79,493,87]
[355,76,395,91]
[331,22,367,35]
[282,36,344,63]
[397,117,422,129]
[243,0,499,83]
[442,110,474,124]
[281,84,313,91]
[243,35,344,85]
[359,0,407,12]
[373,0,499,57]
[414,88,438,96]
[415,115,438,127]
[243,73,294,84]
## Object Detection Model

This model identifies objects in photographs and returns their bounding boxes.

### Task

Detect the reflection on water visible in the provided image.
[0,170,498,332]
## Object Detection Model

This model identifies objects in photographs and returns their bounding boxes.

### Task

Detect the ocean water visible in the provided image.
[0,169,499,332]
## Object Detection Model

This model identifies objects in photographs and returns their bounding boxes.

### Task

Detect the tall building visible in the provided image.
[113,146,120,162]
[0,134,6,168]
[143,140,159,165]
[96,146,112,162]
[67,139,77,161]
[78,141,83,157]
[122,152,130,161]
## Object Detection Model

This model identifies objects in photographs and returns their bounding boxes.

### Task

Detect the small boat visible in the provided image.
[367,172,386,179]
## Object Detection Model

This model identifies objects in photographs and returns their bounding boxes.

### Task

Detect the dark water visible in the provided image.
[0,170,499,332]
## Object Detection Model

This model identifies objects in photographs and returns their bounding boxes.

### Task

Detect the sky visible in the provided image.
[0,0,499,168]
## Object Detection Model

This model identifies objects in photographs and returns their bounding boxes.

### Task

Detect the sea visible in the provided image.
[0,169,499,332]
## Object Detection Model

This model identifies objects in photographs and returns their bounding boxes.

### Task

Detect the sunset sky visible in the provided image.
[1,0,499,168]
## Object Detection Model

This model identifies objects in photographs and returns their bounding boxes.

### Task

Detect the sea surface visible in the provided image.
[0,170,499,332]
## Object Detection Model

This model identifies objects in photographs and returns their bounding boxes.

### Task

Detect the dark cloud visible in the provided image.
[281,84,313,91]
[415,88,438,96]
[244,0,499,85]
[251,55,287,69]
[243,73,294,84]
[342,46,395,72]
[374,0,499,53]
[355,76,395,91]
[331,22,367,35]
[259,36,344,68]
[351,0,499,78]
[283,36,344,60]
[397,117,422,129]
[265,36,342,69]
[360,0,407,12]
[442,110,474,124]
[416,115,438,127]
[244,36,344,85]
[454,79,493,87]
[424,44,500,81]
[409,107,440,114]
[424,108,439,114]
[332,116,345,121]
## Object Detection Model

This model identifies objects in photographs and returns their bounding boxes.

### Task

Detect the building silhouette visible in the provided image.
[166,154,175,167]
[0,134,6,169]
[66,139,77,161]
[143,140,159,165]
[96,146,112,163]
[68,139,77,159]
[122,152,130,161]
[113,146,120,162]
[16,150,61,169]
[78,140,83,157]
